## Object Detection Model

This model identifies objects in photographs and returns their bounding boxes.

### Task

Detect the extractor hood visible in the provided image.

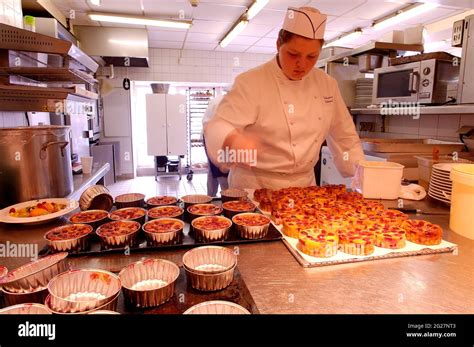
[74,26,149,67]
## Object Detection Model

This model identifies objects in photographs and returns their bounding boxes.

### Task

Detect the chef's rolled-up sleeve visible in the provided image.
[203,73,259,166]
[326,78,365,177]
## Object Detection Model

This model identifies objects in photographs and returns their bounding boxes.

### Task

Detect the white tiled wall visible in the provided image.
[99,48,274,86]
[0,0,23,29]
[356,113,474,142]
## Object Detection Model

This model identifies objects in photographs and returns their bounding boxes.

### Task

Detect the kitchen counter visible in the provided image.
[0,198,472,314]
[68,162,110,201]
[351,104,474,115]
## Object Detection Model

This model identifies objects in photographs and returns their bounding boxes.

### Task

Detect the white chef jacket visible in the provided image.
[204,56,364,190]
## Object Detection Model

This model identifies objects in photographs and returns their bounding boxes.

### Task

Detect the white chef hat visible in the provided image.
[282,7,327,40]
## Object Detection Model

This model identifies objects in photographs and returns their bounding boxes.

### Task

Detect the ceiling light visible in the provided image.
[373,3,439,31]
[246,0,269,20]
[220,19,248,48]
[89,0,100,5]
[324,29,363,47]
[88,13,192,29]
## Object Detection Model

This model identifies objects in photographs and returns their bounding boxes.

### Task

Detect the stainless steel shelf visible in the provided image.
[351,105,474,115]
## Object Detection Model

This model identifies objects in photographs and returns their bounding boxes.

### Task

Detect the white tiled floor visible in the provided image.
[107,173,209,198]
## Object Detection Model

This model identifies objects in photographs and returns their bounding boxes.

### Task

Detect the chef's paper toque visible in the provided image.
[282,7,327,40]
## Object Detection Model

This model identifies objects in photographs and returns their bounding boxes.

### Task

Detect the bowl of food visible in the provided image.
[180,194,212,210]
[44,224,93,252]
[109,207,146,225]
[220,189,248,203]
[147,206,184,220]
[119,258,180,308]
[0,303,51,314]
[96,220,141,249]
[0,286,49,306]
[0,252,68,293]
[47,269,121,313]
[115,193,145,209]
[182,246,236,291]
[142,218,184,246]
[79,185,113,211]
[232,213,270,239]
[183,301,250,314]
[0,265,7,279]
[191,216,232,243]
[187,203,222,223]
[222,200,256,219]
[69,209,109,229]
[146,196,178,208]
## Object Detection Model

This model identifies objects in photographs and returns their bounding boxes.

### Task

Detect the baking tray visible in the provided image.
[360,138,465,154]
[118,266,259,314]
[38,200,282,257]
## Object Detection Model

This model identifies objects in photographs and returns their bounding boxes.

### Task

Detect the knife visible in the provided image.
[388,208,450,216]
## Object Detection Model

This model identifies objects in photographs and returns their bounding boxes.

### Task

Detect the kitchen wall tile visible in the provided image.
[418,114,439,137]
[460,114,474,127]
[437,114,460,137]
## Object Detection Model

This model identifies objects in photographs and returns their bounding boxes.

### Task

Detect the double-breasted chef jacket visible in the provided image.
[204,56,365,190]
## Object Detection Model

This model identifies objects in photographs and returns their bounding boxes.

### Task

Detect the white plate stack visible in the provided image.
[354,78,374,109]
[428,163,456,204]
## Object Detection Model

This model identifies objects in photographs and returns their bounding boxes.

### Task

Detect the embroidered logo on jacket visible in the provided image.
[323,96,334,103]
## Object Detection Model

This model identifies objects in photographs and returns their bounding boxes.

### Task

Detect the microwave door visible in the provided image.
[373,64,420,104]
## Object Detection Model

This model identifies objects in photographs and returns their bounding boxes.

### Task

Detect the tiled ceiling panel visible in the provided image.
[51,0,472,54]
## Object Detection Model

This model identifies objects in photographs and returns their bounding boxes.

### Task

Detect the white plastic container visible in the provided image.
[353,161,404,199]
[449,164,474,240]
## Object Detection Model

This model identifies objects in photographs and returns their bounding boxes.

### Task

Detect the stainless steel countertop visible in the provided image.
[0,197,472,314]
[68,162,110,201]
[351,104,474,115]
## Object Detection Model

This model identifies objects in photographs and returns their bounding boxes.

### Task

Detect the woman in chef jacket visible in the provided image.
[204,6,364,190]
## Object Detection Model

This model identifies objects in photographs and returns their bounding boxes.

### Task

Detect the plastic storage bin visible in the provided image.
[449,164,474,240]
[353,161,404,199]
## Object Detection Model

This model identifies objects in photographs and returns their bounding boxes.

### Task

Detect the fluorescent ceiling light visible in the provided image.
[109,39,147,47]
[220,20,248,48]
[88,13,192,29]
[373,3,439,31]
[324,29,363,47]
[89,0,100,6]
[246,0,269,20]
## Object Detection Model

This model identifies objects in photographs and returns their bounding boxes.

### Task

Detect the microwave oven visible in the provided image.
[372,59,460,105]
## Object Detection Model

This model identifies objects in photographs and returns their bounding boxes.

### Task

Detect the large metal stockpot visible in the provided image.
[0,126,74,207]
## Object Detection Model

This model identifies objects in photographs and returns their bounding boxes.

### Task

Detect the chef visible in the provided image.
[204,6,364,190]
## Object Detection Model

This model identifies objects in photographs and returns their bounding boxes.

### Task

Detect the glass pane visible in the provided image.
[377,70,413,98]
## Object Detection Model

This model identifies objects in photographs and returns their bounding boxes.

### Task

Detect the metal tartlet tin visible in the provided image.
[184,264,235,292]
[44,224,93,252]
[0,266,7,279]
[191,216,232,243]
[96,221,141,249]
[183,300,250,314]
[180,194,212,210]
[79,185,114,211]
[69,210,110,229]
[142,218,184,246]
[147,206,184,220]
[146,196,178,208]
[44,292,119,314]
[182,246,237,275]
[109,207,147,225]
[88,310,120,315]
[47,269,121,313]
[220,189,248,202]
[1,286,49,306]
[0,303,51,314]
[232,213,271,239]
[222,202,256,219]
[187,204,223,223]
[115,193,145,209]
[0,252,68,293]
[119,259,180,308]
